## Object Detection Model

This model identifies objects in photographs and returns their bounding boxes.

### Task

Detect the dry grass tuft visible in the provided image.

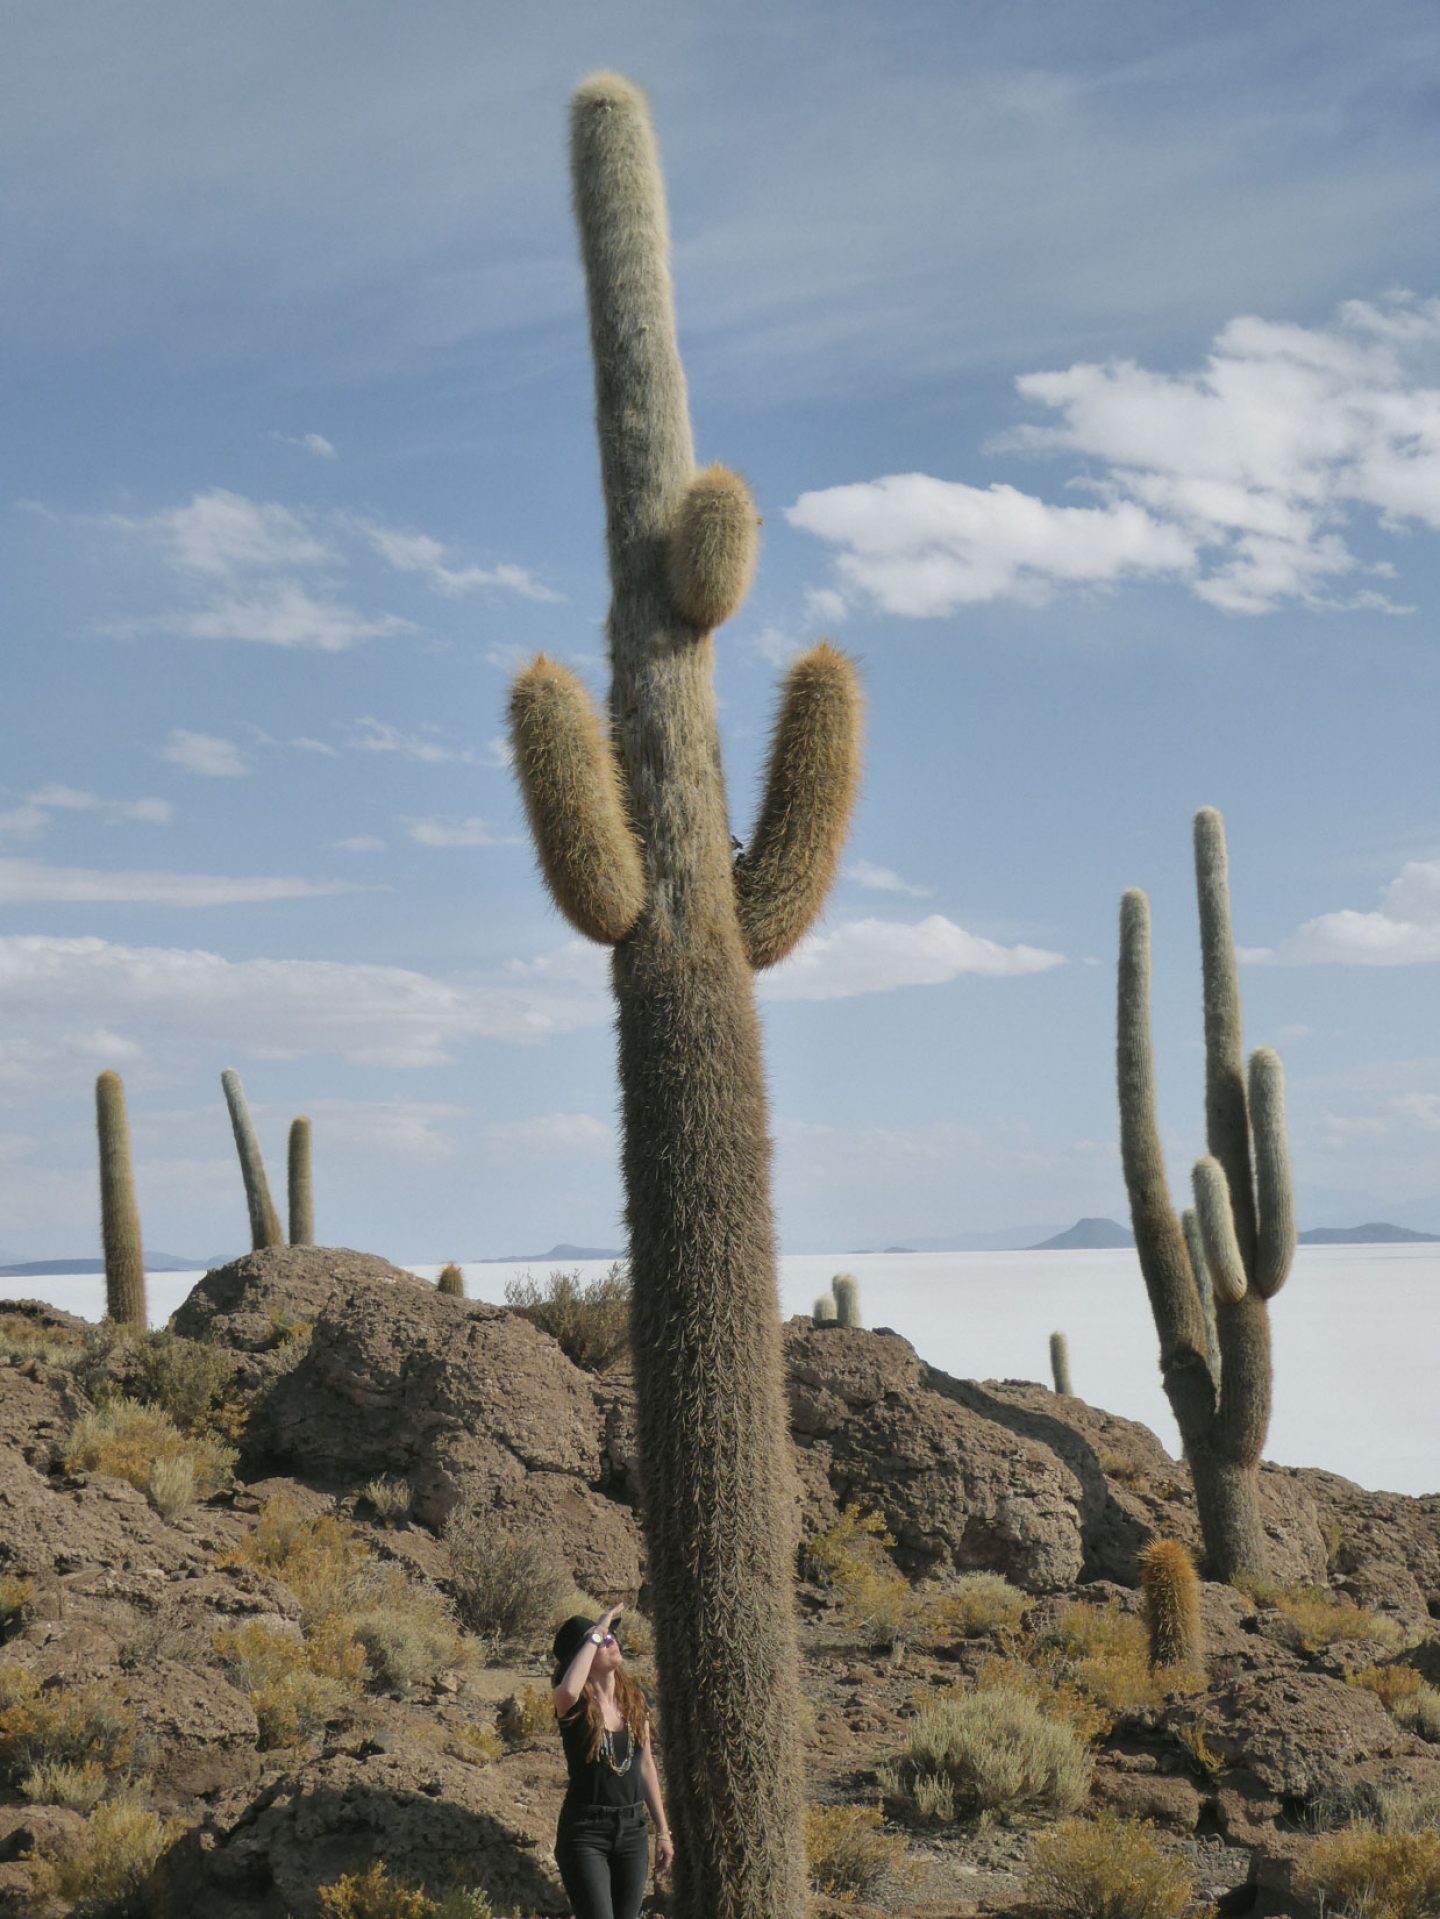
[1301,1824,1440,1919]
[889,1686,1092,1822]
[504,1263,631,1372]
[224,1492,367,1621]
[1026,1811,1196,1918]
[0,1575,34,1643]
[804,1802,913,1901]
[443,1496,574,1644]
[499,1683,554,1745]
[213,1617,366,1749]
[62,1397,236,1509]
[1241,1579,1408,1654]
[344,1562,466,1691]
[24,1796,179,1912]
[20,1758,112,1812]
[0,1663,134,1787]
[362,1474,413,1526]
[935,1572,1029,1640]
[0,1313,85,1365]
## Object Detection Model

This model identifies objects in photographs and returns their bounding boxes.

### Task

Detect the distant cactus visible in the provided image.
[95,1071,146,1327]
[221,1069,284,1251]
[438,1263,465,1298]
[287,1117,313,1246]
[1049,1330,1073,1396]
[1117,809,1296,1582]
[813,1293,837,1325]
[505,73,862,1919]
[832,1273,863,1328]
[1139,1538,1204,1672]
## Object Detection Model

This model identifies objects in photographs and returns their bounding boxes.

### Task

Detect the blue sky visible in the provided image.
[3,1,1440,1261]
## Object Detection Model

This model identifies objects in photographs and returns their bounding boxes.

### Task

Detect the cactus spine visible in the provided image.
[287,1117,313,1246]
[1139,1538,1204,1672]
[437,1263,465,1298]
[831,1273,862,1329]
[1049,1330,1072,1396]
[1117,809,1296,1582]
[507,74,862,1919]
[95,1071,146,1328]
[221,1069,284,1252]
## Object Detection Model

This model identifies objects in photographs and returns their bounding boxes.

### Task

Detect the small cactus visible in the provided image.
[95,1071,146,1328]
[288,1117,313,1246]
[1049,1330,1073,1396]
[832,1274,862,1328]
[812,1293,837,1325]
[437,1263,465,1298]
[221,1069,284,1251]
[1138,1538,1204,1672]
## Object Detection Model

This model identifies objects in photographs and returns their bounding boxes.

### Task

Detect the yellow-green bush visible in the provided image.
[499,1683,554,1746]
[345,1563,466,1691]
[1028,1600,1201,1717]
[970,1655,1112,1745]
[804,1802,912,1901]
[1026,1811,1196,1918]
[24,1796,179,1911]
[1242,1580,1407,1654]
[20,1757,111,1812]
[1395,1685,1440,1743]
[805,1503,921,1651]
[0,1664,134,1786]
[805,1504,892,1586]
[224,1493,366,1622]
[1301,1825,1440,1919]
[316,1863,497,1918]
[890,1686,1092,1821]
[0,1312,84,1365]
[936,1572,1029,1640]
[363,1474,412,1525]
[504,1263,630,1372]
[62,1397,236,1508]
[212,1617,366,1749]
[442,1496,574,1643]
[0,1574,33,1642]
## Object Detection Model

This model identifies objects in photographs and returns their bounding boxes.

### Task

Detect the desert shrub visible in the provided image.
[345,1563,465,1691]
[363,1474,412,1525]
[1026,1811,1195,1919]
[504,1263,631,1372]
[212,1617,366,1749]
[446,1721,505,1766]
[1025,1600,1199,1718]
[317,1868,496,1919]
[1307,1780,1440,1836]
[499,1683,554,1745]
[0,1574,34,1642]
[147,1452,196,1522]
[1394,1685,1440,1742]
[1301,1824,1440,1919]
[20,1757,111,1812]
[130,1328,241,1437]
[804,1802,911,1900]
[805,1503,919,1650]
[937,1572,1029,1640]
[1241,1580,1407,1654]
[971,1654,1113,1744]
[25,1796,179,1913]
[891,1687,1092,1821]
[226,1493,367,1621]
[0,1312,85,1365]
[62,1397,236,1507]
[0,1664,134,1786]
[806,1504,892,1586]
[443,1497,573,1643]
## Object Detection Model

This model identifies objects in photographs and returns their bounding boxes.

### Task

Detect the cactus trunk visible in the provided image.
[287,1117,313,1246]
[221,1069,284,1251]
[1049,1330,1072,1396]
[95,1071,146,1328]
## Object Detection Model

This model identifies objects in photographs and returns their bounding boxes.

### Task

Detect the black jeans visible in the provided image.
[554,1800,649,1919]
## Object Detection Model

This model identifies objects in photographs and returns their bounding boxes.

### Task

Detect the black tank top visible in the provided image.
[557,1694,647,1808]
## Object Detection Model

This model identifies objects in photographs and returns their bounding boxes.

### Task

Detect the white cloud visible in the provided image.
[0,805,50,841]
[333,835,386,854]
[303,1098,465,1158]
[28,785,172,825]
[141,584,416,651]
[348,717,479,764]
[271,430,338,460]
[0,933,610,1073]
[1249,858,1440,965]
[0,859,354,907]
[790,292,1440,617]
[161,729,250,778]
[805,587,849,625]
[110,489,331,577]
[844,860,933,899]
[759,914,1065,1001]
[405,816,514,848]
[788,474,1194,614]
[479,1112,615,1159]
[359,520,561,602]
[289,736,340,757]
[751,625,803,669]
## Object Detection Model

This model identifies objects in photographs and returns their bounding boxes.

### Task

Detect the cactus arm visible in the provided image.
[669,464,760,632]
[1193,807,1259,1275]
[1192,1157,1248,1306]
[221,1068,284,1251]
[734,644,864,970]
[288,1116,314,1247]
[1181,1205,1221,1389]
[509,656,647,944]
[1117,889,1214,1425]
[96,1071,146,1328]
[1248,1047,1295,1299]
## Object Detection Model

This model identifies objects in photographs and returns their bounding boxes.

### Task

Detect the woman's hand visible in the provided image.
[655,1829,675,1874]
[598,1602,624,1635]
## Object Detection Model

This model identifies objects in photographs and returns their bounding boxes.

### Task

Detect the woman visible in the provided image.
[550,1603,674,1919]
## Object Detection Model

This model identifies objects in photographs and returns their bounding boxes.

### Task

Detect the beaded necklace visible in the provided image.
[600,1724,633,1775]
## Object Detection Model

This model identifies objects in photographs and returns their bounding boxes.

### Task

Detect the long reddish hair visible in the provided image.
[560,1665,651,1763]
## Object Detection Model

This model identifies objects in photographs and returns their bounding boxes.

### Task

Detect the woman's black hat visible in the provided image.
[551,1613,599,1681]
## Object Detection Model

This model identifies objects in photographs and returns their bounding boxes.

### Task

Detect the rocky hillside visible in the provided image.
[1,1247,1437,1917]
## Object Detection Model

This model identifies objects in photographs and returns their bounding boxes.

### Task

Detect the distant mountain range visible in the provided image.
[0,1253,231,1280]
[1031,1218,1137,1251]
[1028,1217,1439,1252]
[481,1243,625,1264]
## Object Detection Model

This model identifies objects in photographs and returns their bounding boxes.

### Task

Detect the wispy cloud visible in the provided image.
[0,806,49,841]
[161,729,250,779]
[844,860,933,899]
[28,785,172,825]
[333,835,386,854]
[348,717,480,764]
[759,914,1064,1001]
[405,815,516,848]
[109,490,332,577]
[479,1112,615,1159]
[791,292,1440,617]
[0,859,354,908]
[1248,858,1440,965]
[271,430,338,460]
[358,519,561,602]
[137,585,416,652]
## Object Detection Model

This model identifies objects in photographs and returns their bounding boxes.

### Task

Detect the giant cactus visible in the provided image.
[1117,808,1296,1581]
[221,1068,284,1251]
[95,1070,146,1328]
[288,1116,314,1246]
[508,73,862,1919]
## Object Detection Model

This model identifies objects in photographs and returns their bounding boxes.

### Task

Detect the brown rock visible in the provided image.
[1091,1761,1204,1832]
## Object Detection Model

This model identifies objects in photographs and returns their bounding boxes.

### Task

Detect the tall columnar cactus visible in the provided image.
[1138,1538,1204,1672]
[288,1117,314,1246]
[1117,808,1296,1582]
[1049,1330,1073,1396]
[95,1071,146,1328]
[832,1272,863,1329]
[221,1069,284,1252]
[508,74,862,1919]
